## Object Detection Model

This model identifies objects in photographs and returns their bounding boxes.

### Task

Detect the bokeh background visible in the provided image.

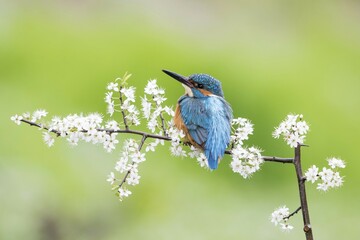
[1,0,360,239]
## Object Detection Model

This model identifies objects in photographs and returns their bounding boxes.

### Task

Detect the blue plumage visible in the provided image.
[163,70,233,170]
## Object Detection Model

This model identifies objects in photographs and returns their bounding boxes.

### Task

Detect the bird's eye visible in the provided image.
[198,84,204,88]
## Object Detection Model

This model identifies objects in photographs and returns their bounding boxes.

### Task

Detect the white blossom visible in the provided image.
[144,79,158,95]
[187,146,209,169]
[105,120,120,130]
[115,158,128,173]
[230,145,263,178]
[153,95,167,105]
[121,86,136,104]
[145,140,159,152]
[31,109,48,122]
[273,114,309,148]
[168,126,187,157]
[332,171,344,187]
[304,165,319,183]
[96,131,107,144]
[141,96,152,119]
[120,99,140,126]
[280,223,294,232]
[305,158,345,192]
[127,171,140,186]
[11,114,23,125]
[170,144,187,157]
[107,100,115,116]
[22,112,31,119]
[163,106,175,117]
[43,132,55,147]
[270,206,290,226]
[315,167,344,191]
[147,117,158,133]
[107,172,116,185]
[67,132,80,146]
[118,188,132,200]
[107,82,119,92]
[104,91,113,104]
[131,151,146,163]
[196,153,209,168]
[327,157,345,169]
[231,118,254,145]
[103,133,119,152]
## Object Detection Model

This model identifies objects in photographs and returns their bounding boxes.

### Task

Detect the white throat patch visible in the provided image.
[182,84,194,97]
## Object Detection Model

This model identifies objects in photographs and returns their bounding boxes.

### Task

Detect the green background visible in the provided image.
[1,1,359,239]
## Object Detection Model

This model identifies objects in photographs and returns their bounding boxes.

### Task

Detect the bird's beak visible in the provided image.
[162,69,194,88]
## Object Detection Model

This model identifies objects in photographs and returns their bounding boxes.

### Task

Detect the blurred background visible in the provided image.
[1,0,360,239]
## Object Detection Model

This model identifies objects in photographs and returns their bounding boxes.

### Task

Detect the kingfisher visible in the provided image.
[163,69,233,170]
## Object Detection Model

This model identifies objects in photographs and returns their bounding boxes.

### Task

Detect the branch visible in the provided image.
[20,119,61,136]
[262,156,294,163]
[20,119,293,164]
[294,144,314,240]
[225,150,293,163]
[102,128,171,141]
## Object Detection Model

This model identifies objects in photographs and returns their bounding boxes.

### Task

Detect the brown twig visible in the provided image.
[284,206,302,220]
[119,86,129,130]
[20,119,61,136]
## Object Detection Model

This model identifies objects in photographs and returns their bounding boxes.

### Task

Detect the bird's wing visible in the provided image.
[179,98,210,147]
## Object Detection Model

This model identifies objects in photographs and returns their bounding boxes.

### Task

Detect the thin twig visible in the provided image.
[158,111,168,137]
[284,206,302,220]
[119,86,129,130]
[20,119,61,136]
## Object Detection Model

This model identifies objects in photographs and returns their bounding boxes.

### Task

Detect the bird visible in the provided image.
[162,69,233,170]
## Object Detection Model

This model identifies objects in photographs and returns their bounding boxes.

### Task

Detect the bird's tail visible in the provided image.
[205,150,222,170]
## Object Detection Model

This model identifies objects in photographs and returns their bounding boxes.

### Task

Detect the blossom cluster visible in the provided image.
[270,206,294,232]
[105,73,140,126]
[107,139,147,200]
[188,146,209,168]
[168,126,188,158]
[231,146,263,178]
[230,117,254,145]
[230,118,263,178]
[10,110,123,152]
[107,78,174,200]
[273,114,309,147]
[11,109,48,125]
[142,79,174,134]
[304,157,345,191]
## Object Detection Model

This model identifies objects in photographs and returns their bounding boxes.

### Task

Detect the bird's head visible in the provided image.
[162,70,224,98]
